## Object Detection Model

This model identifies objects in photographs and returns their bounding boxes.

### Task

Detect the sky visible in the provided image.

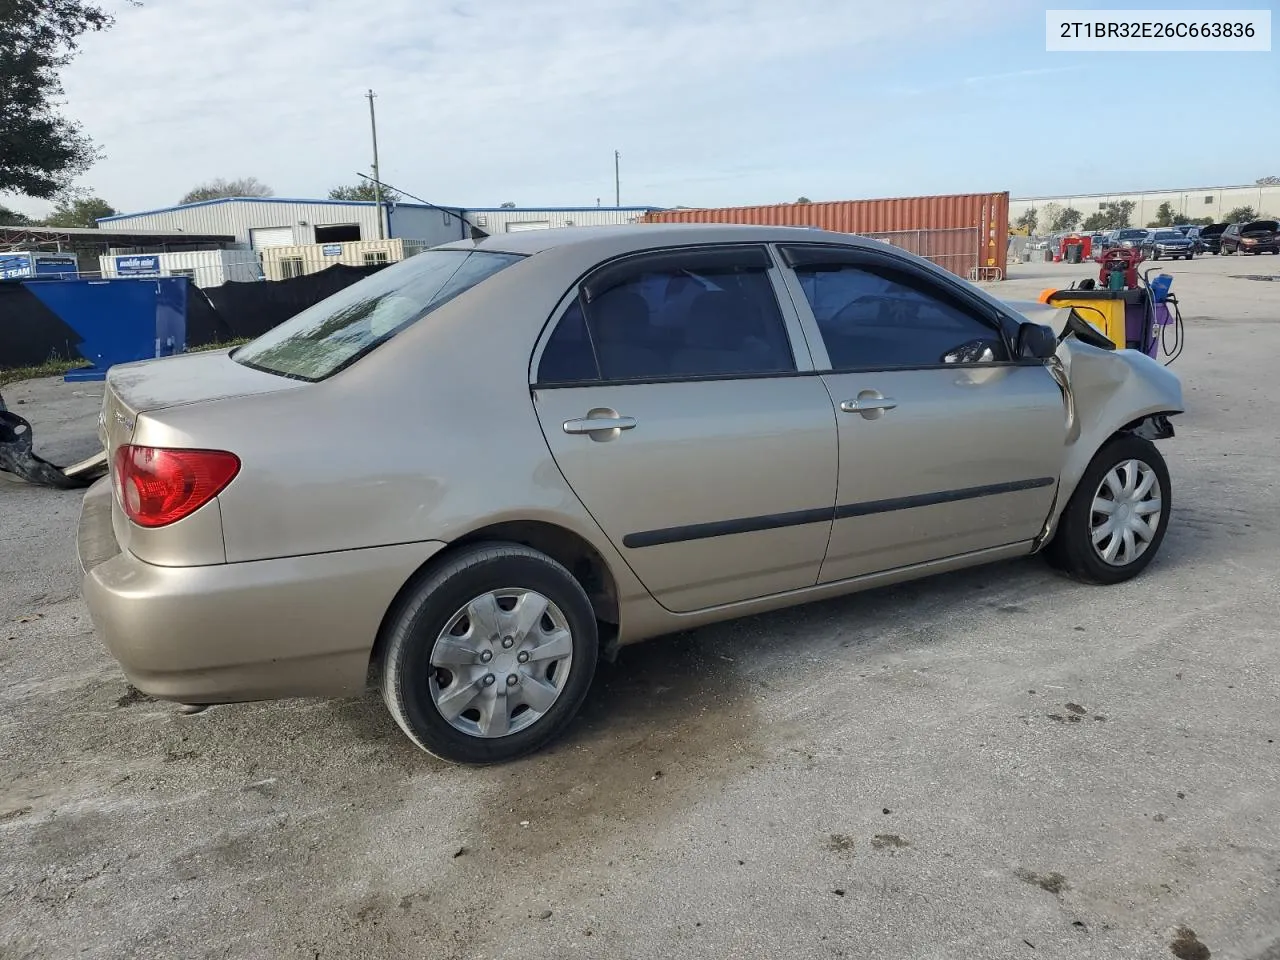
[5,0,1278,219]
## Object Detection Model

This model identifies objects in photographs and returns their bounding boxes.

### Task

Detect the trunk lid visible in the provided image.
[99,348,303,459]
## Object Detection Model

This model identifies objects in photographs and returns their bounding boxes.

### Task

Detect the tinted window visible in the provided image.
[794,263,1007,369]
[234,250,524,381]
[536,300,598,383]
[1152,231,1182,241]
[542,261,795,382]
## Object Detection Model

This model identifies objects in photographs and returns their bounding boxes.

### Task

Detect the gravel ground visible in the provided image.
[2,253,1278,960]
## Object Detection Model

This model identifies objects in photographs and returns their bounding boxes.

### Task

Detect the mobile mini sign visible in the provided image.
[113,255,162,276]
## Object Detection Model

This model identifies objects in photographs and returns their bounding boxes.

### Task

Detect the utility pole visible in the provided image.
[614,150,620,207]
[367,89,385,239]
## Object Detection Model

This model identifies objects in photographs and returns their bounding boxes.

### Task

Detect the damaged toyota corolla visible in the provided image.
[77,224,1184,764]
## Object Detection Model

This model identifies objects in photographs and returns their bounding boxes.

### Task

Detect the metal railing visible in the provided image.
[854,227,982,280]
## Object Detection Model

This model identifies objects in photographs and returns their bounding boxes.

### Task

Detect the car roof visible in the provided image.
[436,222,874,256]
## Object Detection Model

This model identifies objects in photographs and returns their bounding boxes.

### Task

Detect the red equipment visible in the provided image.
[1099,248,1143,289]
[1058,234,1092,263]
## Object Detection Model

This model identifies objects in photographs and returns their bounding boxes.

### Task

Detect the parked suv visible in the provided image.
[1141,230,1195,261]
[1112,228,1149,250]
[1175,225,1205,254]
[1198,223,1227,254]
[1220,220,1280,256]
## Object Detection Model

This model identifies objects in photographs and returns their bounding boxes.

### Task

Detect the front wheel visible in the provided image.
[1043,434,1171,585]
[379,542,599,764]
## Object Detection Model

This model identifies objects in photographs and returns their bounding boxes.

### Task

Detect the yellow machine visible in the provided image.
[1037,288,1143,350]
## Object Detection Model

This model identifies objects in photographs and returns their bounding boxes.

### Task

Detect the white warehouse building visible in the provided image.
[1010,183,1280,228]
[97,199,664,251]
[98,197,468,250]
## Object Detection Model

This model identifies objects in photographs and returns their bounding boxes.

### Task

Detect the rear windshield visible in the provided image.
[233,249,524,381]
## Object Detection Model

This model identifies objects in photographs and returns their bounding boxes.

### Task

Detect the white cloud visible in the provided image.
[13,0,1023,215]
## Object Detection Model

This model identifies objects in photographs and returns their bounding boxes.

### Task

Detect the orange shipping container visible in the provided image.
[642,192,1009,280]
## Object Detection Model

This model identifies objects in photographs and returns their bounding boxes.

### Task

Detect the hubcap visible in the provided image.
[1090,459,1162,567]
[427,589,574,739]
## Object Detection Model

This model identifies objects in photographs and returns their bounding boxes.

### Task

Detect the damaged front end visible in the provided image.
[0,391,107,490]
[997,300,1185,552]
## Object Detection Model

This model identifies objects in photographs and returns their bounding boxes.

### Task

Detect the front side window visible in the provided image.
[235,249,523,381]
[537,258,795,383]
[793,262,1007,369]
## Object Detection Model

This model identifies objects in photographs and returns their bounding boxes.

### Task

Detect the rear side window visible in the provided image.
[537,258,795,383]
[234,249,523,381]
[794,263,1007,369]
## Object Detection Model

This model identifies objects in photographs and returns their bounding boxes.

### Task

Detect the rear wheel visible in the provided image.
[1044,434,1170,585]
[379,542,599,764]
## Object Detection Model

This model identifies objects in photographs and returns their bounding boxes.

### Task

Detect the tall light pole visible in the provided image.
[614,150,620,207]
[367,89,385,239]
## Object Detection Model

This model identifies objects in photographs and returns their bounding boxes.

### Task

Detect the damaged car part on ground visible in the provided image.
[76,224,1185,765]
[0,391,107,489]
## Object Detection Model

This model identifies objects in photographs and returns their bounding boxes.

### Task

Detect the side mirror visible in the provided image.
[1016,322,1058,360]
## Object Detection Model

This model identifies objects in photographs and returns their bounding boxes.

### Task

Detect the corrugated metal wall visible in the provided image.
[388,206,469,245]
[101,199,386,246]
[467,208,653,235]
[643,193,1009,279]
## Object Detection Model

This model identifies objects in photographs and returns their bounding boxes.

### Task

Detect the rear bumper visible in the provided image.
[78,477,447,704]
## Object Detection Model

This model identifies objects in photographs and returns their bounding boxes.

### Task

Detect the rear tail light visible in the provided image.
[113,444,240,528]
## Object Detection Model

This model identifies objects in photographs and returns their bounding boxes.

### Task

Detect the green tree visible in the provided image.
[1014,207,1038,234]
[0,0,120,198]
[795,196,812,204]
[1086,200,1135,229]
[1224,206,1258,224]
[0,204,32,225]
[1053,206,1082,231]
[328,182,402,204]
[180,177,273,204]
[41,191,115,227]
[1149,201,1177,227]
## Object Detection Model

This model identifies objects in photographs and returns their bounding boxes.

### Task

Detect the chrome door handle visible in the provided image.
[562,415,637,435]
[840,397,897,413]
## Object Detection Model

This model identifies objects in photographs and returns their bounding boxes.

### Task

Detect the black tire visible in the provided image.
[1043,434,1171,585]
[379,541,599,764]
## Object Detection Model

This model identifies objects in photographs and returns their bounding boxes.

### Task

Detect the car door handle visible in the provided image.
[840,397,897,413]
[562,415,637,435]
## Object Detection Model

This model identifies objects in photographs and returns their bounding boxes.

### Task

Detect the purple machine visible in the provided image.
[1125,271,1178,360]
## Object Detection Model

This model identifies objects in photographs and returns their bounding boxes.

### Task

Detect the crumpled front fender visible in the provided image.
[1036,339,1185,546]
